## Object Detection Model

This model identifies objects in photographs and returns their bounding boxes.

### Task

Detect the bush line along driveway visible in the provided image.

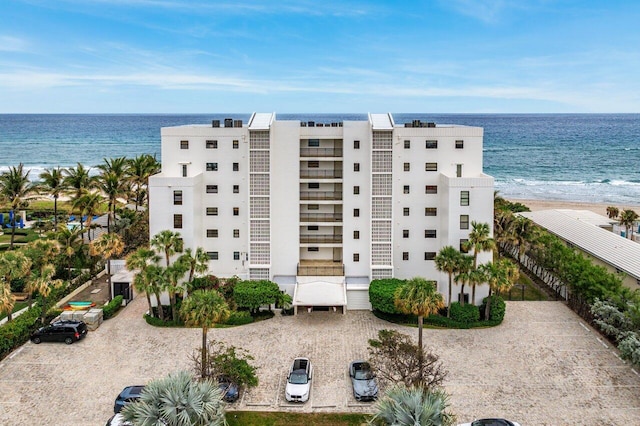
[0,296,639,425]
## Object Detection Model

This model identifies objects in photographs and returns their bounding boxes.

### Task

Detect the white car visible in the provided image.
[285,357,312,402]
[458,419,521,426]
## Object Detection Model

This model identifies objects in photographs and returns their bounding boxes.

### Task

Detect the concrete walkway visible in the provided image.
[0,295,639,425]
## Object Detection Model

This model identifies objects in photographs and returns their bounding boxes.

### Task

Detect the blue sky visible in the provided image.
[1,0,640,113]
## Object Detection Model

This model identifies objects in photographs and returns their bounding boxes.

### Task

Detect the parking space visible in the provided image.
[1,295,639,425]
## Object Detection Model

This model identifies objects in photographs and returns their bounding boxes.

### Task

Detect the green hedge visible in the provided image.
[225,311,254,325]
[103,295,124,320]
[233,280,281,313]
[373,309,502,329]
[481,295,506,321]
[369,279,405,314]
[449,302,480,324]
[0,306,42,361]
[144,314,184,327]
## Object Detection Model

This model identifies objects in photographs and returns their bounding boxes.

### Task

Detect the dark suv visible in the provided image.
[30,320,88,345]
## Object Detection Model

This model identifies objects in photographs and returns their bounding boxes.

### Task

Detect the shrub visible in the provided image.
[103,295,124,320]
[223,311,253,326]
[0,306,42,361]
[233,280,281,314]
[481,295,506,321]
[144,314,184,327]
[449,302,480,324]
[369,279,405,314]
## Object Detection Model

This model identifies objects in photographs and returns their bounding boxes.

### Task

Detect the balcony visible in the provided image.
[300,169,343,179]
[300,191,342,201]
[297,261,344,276]
[300,148,343,157]
[299,213,343,222]
[300,234,343,244]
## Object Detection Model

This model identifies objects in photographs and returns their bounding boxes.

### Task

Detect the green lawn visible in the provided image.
[503,272,548,301]
[0,228,40,246]
[225,411,369,426]
[0,301,30,321]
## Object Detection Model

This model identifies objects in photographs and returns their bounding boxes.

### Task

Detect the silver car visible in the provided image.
[349,360,378,401]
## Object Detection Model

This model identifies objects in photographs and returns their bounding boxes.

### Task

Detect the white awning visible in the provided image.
[293,279,347,306]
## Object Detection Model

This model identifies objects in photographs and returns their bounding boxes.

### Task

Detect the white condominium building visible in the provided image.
[149,113,494,312]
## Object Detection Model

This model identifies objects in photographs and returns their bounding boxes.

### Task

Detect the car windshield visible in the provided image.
[354,369,374,380]
[289,372,308,384]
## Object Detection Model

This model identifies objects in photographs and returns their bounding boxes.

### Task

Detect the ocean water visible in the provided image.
[0,113,639,205]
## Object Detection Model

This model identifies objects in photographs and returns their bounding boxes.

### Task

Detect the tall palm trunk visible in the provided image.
[107,259,113,300]
[170,293,177,321]
[459,284,466,306]
[9,221,17,250]
[154,290,164,320]
[471,284,476,307]
[145,291,153,316]
[447,274,453,318]
[484,288,493,320]
[201,326,208,378]
[53,196,58,227]
[418,315,424,378]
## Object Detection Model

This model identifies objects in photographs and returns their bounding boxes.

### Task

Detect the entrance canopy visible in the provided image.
[293,277,347,308]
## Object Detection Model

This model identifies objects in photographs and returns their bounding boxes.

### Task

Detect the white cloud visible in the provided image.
[0,35,29,52]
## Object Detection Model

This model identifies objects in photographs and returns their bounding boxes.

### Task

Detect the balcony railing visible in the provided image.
[300,169,343,179]
[299,213,343,222]
[300,148,343,157]
[300,234,343,244]
[300,191,342,200]
[297,263,345,276]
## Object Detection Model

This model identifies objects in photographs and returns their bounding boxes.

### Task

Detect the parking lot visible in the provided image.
[1,295,639,425]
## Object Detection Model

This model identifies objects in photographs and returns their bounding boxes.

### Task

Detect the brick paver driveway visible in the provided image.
[1,295,639,425]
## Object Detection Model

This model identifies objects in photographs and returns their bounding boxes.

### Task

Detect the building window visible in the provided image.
[308,182,320,189]
[425,207,437,216]
[353,253,360,262]
[353,230,360,239]
[207,251,218,260]
[307,225,319,231]
[403,230,409,238]
[233,162,239,171]
[308,204,319,210]
[354,208,360,217]
[460,214,469,230]
[424,252,436,260]
[403,162,410,172]
[425,185,437,194]
[206,207,218,216]
[402,252,409,261]
[425,140,438,149]
[233,207,239,216]
[173,214,182,229]
[173,190,182,205]
[404,140,410,149]
[233,251,240,260]
[180,140,189,149]
[455,140,464,149]
[182,164,188,177]
[308,161,319,168]
[425,229,437,238]
[233,185,239,193]
[460,191,470,206]
[206,140,217,149]
[354,186,360,195]
[460,239,469,253]
[233,229,239,238]
[206,162,218,171]
[425,162,438,171]
[354,163,360,172]
[403,207,410,216]
[308,247,319,252]
[206,185,218,194]
[207,229,218,238]
[403,185,410,194]
[354,140,360,149]
[457,164,463,177]
[233,139,239,149]
[308,139,320,147]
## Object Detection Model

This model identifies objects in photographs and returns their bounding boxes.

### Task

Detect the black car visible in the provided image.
[30,320,88,345]
[114,385,145,413]
[218,376,239,403]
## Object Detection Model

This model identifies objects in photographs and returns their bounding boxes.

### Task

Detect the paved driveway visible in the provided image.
[1,295,639,425]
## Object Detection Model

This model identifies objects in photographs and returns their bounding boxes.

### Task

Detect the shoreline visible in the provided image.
[507,198,639,217]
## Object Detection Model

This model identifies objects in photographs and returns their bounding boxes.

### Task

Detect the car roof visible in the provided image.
[120,385,145,397]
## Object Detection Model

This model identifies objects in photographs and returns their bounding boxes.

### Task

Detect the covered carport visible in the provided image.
[292,276,347,315]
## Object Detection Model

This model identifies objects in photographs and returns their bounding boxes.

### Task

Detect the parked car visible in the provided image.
[285,357,312,402]
[30,320,87,345]
[218,376,239,402]
[114,385,145,413]
[458,419,521,426]
[348,360,379,401]
[106,413,131,426]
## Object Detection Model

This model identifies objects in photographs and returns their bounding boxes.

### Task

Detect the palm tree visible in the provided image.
[38,167,65,227]
[25,263,62,323]
[121,370,226,426]
[511,215,537,263]
[126,247,160,317]
[89,232,124,300]
[481,259,519,320]
[22,239,61,310]
[144,264,166,320]
[0,163,36,249]
[0,281,16,322]
[369,385,455,426]
[180,290,231,379]
[151,230,184,267]
[394,277,444,373]
[72,191,104,240]
[94,171,126,233]
[606,206,619,219]
[619,209,639,240]
[179,247,211,290]
[54,224,84,280]
[462,221,495,304]
[0,251,32,321]
[454,255,473,306]
[164,260,189,321]
[434,246,461,318]
[63,163,93,200]
[97,156,128,178]
[126,154,161,210]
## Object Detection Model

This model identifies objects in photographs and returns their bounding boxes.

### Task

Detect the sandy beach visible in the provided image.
[507,198,640,217]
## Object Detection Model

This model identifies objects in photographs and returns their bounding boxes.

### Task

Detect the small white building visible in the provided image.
[149,113,494,311]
